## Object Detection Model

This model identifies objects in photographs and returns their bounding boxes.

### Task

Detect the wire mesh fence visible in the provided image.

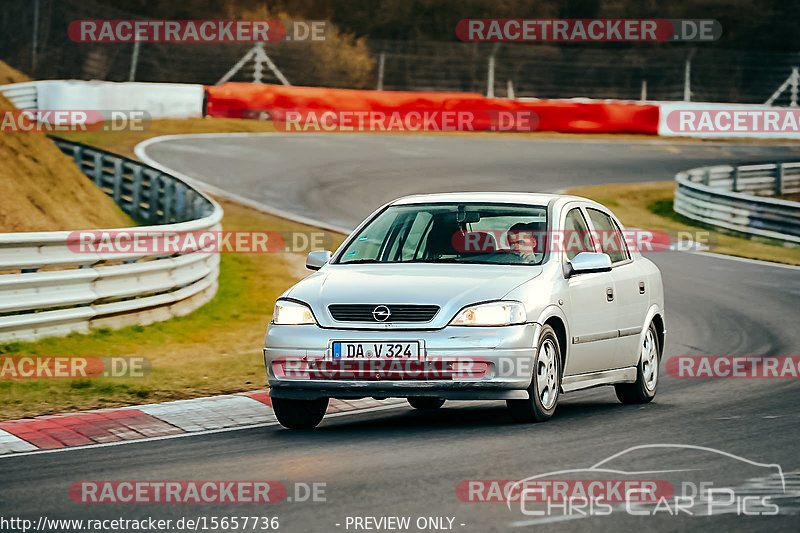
[2,0,800,104]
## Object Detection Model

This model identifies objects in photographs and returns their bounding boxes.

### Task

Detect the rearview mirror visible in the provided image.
[567,252,612,276]
[306,250,332,271]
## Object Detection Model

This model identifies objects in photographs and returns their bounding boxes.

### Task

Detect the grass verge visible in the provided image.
[0,197,344,420]
[55,118,279,159]
[565,181,800,266]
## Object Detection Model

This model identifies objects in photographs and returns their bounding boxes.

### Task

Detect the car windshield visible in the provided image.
[336,202,548,265]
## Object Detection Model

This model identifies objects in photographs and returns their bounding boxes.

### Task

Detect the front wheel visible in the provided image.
[615,321,660,404]
[506,324,561,423]
[408,397,445,410]
[272,397,328,429]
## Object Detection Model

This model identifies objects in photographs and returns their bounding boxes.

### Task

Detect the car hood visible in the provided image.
[285,263,543,329]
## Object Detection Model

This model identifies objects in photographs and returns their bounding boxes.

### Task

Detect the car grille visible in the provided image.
[328,304,440,323]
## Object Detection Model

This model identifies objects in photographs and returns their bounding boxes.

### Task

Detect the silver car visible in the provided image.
[264,193,664,429]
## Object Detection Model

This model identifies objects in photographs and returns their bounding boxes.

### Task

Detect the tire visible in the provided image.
[272,397,329,429]
[615,321,660,404]
[506,324,561,423]
[408,397,445,410]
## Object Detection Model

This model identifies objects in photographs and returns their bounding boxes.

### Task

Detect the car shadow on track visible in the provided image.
[269,395,667,439]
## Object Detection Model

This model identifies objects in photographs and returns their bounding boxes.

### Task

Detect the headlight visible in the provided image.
[450,301,526,326]
[272,300,316,325]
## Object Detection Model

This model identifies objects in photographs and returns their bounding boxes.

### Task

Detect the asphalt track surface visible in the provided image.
[2,135,800,532]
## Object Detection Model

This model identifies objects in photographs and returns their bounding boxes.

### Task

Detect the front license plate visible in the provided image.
[332,341,421,360]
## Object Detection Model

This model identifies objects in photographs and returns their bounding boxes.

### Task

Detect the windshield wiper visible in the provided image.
[338,259,383,265]
[402,258,466,264]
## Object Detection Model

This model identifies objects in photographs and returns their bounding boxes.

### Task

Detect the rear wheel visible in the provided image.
[615,322,660,404]
[272,397,328,429]
[507,324,561,423]
[408,397,445,410]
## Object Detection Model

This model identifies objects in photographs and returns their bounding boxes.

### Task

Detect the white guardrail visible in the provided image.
[0,139,222,342]
[674,162,800,244]
[0,80,204,118]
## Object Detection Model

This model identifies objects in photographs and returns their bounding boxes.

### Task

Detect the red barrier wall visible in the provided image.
[205,83,659,135]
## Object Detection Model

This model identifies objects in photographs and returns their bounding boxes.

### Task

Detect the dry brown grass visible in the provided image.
[0,60,31,85]
[0,91,134,232]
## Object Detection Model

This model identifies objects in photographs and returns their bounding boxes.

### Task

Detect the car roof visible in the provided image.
[390,191,587,206]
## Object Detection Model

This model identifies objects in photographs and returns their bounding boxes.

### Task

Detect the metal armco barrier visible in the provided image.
[0,139,223,342]
[674,162,800,244]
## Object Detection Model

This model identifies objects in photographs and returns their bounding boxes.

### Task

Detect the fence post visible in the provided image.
[487,55,495,98]
[683,49,696,102]
[112,159,123,205]
[776,163,785,195]
[148,174,160,222]
[72,146,83,171]
[175,183,186,221]
[377,52,385,91]
[31,0,39,72]
[93,152,103,186]
[131,166,142,218]
[184,189,195,220]
[163,180,174,223]
[129,41,141,82]
[640,80,647,101]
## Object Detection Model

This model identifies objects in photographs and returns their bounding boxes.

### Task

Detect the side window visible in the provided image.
[586,208,629,263]
[562,208,594,261]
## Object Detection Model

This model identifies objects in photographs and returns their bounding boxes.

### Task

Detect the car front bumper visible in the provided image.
[264,323,541,400]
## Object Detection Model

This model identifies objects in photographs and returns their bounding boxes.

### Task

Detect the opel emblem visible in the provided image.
[372,305,391,322]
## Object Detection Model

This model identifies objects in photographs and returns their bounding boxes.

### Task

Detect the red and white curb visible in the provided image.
[0,391,405,456]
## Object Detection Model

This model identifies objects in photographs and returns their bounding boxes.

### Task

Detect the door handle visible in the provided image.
[639,281,646,294]
[606,287,614,302]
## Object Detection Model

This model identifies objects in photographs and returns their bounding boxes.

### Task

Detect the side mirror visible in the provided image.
[306,250,332,271]
[567,252,612,276]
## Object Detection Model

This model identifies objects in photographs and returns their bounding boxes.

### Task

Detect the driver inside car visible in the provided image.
[506,222,543,264]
